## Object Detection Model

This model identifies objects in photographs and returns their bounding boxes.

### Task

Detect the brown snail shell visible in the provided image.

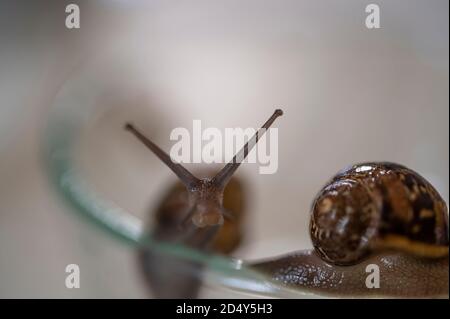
[252,162,449,298]
[310,162,449,265]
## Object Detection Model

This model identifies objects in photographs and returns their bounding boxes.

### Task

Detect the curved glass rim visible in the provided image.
[42,84,314,298]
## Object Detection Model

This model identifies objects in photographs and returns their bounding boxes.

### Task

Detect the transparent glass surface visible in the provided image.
[43,59,316,299]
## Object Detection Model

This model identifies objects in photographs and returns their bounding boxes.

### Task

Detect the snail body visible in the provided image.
[151,176,246,253]
[252,250,448,298]
[139,177,245,298]
[126,110,282,298]
[252,162,449,297]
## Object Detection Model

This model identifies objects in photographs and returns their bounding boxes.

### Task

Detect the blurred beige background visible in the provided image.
[0,0,448,298]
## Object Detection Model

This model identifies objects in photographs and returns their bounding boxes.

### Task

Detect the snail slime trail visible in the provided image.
[125,109,283,298]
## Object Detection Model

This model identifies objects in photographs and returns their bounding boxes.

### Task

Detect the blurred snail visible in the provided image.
[125,109,282,298]
[251,162,449,298]
[125,111,448,298]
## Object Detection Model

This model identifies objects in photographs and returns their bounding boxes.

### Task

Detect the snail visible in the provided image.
[125,109,282,298]
[125,110,449,298]
[250,162,449,298]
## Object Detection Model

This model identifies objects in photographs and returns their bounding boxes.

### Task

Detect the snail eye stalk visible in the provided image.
[212,109,283,190]
[125,123,199,189]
